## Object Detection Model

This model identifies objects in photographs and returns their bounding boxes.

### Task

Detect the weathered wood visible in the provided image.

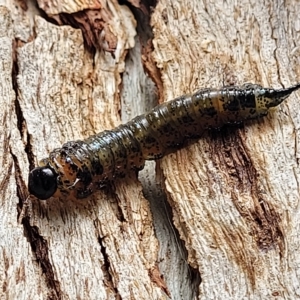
[152,0,300,299]
[0,0,299,299]
[0,5,52,299]
[0,1,172,299]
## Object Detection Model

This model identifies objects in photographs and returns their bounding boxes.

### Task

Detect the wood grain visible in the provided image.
[152,0,300,298]
[0,0,299,299]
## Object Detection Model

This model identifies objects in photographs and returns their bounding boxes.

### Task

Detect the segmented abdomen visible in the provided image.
[32,83,300,199]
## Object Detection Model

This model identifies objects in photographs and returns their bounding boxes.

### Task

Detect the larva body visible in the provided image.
[29,83,300,200]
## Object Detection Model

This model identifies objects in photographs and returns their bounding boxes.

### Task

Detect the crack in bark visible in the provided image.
[11,150,63,300]
[25,224,63,300]
[98,235,122,300]
[12,38,35,171]
[11,37,63,300]
[127,0,165,100]
[11,37,31,213]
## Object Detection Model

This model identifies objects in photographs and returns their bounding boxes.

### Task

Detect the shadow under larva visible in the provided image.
[28,83,300,201]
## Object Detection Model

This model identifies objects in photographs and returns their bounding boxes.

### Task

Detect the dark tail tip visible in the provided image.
[279,83,300,96]
[266,83,300,107]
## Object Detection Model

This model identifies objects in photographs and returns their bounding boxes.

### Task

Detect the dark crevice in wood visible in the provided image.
[29,1,98,53]
[52,10,102,54]
[10,39,62,295]
[10,151,28,217]
[23,223,63,300]
[10,151,63,299]
[121,0,164,99]
[12,38,35,171]
[119,0,157,44]
[27,0,56,30]
[105,183,126,223]
[11,38,34,220]
[97,235,122,299]
[37,6,116,55]
[14,95,35,171]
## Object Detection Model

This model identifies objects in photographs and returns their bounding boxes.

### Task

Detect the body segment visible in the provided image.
[29,83,300,200]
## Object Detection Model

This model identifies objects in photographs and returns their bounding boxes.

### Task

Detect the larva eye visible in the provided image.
[28,167,58,200]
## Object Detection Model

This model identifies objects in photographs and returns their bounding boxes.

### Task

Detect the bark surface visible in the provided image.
[0,0,299,299]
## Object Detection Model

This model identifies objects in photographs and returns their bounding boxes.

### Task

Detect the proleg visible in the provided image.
[28,83,300,200]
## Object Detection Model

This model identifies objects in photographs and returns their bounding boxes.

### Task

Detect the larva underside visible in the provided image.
[29,83,300,200]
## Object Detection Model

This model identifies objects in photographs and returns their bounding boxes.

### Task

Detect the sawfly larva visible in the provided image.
[28,83,300,200]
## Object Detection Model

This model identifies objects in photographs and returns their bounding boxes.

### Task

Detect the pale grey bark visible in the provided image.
[0,0,299,299]
[152,0,300,299]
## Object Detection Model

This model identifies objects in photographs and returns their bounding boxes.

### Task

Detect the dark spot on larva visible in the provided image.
[145,136,156,144]
[223,97,240,111]
[199,107,218,116]
[240,91,256,108]
[70,163,78,172]
[92,161,103,175]
[77,165,92,185]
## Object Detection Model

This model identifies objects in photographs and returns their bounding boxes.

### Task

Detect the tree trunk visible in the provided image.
[1,0,299,299]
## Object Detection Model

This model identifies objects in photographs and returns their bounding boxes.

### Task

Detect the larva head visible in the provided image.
[258,83,300,110]
[28,166,58,200]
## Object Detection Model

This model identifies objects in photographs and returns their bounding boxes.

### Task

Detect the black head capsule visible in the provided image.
[263,83,300,108]
[28,166,58,200]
